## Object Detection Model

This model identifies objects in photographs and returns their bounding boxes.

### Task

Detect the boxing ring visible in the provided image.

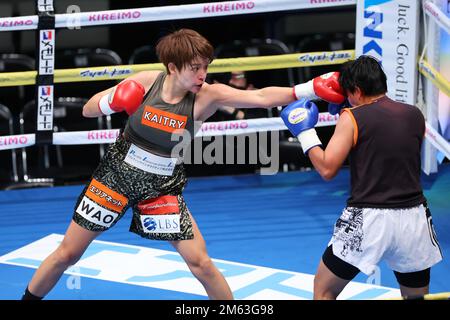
[0,0,449,300]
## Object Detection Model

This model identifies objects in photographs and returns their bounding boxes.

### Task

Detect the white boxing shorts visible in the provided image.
[328,203,443,275]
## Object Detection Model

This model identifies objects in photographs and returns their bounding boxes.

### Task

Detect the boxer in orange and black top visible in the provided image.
[21,29,345,300]
[281,55,443,300]
[72,71,195,241]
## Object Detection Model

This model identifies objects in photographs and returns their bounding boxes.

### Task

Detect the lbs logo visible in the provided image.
[139,214,180,234]
[143,217,157,231]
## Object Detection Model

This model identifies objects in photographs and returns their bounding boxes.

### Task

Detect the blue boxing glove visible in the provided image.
[281,98,322,154]
[328,98,349,115]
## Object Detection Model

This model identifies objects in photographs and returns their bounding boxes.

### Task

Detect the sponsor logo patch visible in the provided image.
[138,195,181,234]
[288,108,307,124]
[86,179,128,213]
[140,214,180,234]
[76,196,120,228]
[124,144,177,176]
[137,195,180,215]
[141,106,187,133]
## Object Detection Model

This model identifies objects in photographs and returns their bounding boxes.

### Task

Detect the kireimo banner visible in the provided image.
[355,0,420,105]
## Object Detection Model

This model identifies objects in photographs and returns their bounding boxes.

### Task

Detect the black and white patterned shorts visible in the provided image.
[72,133,194,241]
[328,204,442,275]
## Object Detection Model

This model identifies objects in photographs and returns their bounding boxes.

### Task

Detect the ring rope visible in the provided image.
[425,122,450,160]
[419,59,450,98]
[420,1,450,98]
[0,50,355,87]
[0,0,356,32]
[1,113,449,163]
[386,291,450,300]
[0,112,338,151]
[423,0,450,35]
[419,0,450,164]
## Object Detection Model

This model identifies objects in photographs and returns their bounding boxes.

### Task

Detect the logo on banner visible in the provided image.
[0,19,34,29]
[40,86,52,96]
[80,68,133,79]
[38,0,54,12]
[39,29,54,75]
[357,0,418,104]
[298,51,353,64]
[0,135,29,149]
[87,130,120,141]
[361,4,387,60]
[42,30,53,40]
[88,11,141,22]
[200,121,248,133]
[203,2,255,13]
[38,85,53,130]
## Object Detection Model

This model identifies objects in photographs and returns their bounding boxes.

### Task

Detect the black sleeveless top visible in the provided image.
[344,96,426,208]
[124,72,196,158]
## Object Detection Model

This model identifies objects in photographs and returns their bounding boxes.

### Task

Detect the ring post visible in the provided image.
[35,0,55,146]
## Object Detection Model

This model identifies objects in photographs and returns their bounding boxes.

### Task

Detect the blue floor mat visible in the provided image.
[0,164,448,299]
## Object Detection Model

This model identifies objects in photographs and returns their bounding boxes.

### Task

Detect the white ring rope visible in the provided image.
[420,1,450,98]
[0,112,338,151]
[419,0,450,161]
[0,0,356,32]
[423,0,450,35]
[1,114,449,161]
[426,123,450,160]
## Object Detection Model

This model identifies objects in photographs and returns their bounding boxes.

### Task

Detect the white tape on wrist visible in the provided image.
[294,81,318,100]
[297,128,322,154]
[98,94,116,115]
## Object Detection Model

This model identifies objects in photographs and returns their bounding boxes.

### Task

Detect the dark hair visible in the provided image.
[156,29,214,73]
[339,55,387,96]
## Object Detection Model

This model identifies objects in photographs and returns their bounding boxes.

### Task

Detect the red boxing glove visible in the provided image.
[313,72,345,104]
[98,80,145,115]
[293,72,345,104]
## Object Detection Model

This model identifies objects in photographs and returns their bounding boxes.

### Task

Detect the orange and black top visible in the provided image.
[343,96,426,208]
[124,72,195,158]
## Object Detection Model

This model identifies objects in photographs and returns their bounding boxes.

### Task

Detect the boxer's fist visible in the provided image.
[281,98,322,154]
[294,72,345,104]
[98,80,145,115]
[328,98,349,115]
